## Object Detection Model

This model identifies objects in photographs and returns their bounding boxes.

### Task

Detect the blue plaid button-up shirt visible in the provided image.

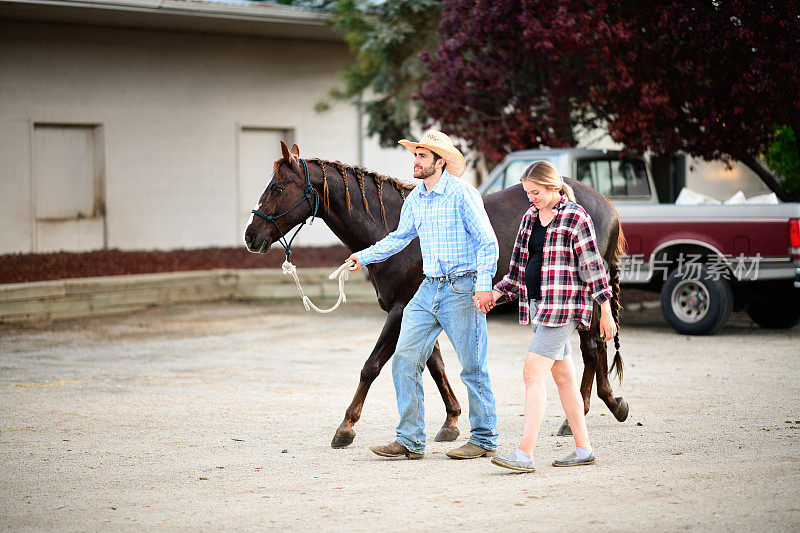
[355,171,499,292]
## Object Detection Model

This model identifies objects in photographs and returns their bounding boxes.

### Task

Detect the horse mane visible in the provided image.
[306,158,414,230]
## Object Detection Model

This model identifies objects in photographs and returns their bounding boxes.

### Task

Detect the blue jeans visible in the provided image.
[392,273,498,453]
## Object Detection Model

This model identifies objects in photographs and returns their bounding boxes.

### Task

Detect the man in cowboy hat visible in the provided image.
[348,130,500,460]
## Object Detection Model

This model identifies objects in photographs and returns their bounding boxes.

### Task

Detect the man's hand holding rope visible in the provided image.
[347,254,363,273]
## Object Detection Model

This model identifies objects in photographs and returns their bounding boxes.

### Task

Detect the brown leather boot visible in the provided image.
[446,441,497,459]
[369,440,424,459]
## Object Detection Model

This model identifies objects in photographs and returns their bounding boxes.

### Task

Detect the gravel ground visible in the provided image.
[1,300,798,531]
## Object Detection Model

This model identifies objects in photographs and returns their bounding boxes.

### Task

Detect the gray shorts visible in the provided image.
[528,300,578,360]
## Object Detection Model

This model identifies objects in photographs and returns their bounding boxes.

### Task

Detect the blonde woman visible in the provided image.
[486,161,617,473]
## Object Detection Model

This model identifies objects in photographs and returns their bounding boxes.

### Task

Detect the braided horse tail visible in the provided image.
[608,223,626,383]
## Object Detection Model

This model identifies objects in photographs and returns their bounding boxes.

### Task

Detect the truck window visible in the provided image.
[503,160,533,189]
[483,160,532,194]
[481,155,563,195]
[619,159,651,195]
[574,158,650,197]
[482,171,508,195]
[575,160,595,188]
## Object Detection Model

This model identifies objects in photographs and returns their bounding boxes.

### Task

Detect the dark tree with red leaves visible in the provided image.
[421,0,589,162]
[422,0,800,199]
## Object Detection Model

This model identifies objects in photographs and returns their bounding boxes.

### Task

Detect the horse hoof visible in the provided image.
[613,397,629,422]
[557,419,572,436]
[434,426,460,442]
[331,431,355,449]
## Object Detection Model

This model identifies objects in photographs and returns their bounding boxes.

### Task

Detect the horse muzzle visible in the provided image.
[244,232,272,254]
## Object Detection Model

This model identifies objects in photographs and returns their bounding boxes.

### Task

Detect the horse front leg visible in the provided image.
[594,340,629,422]
[331,305,402,449]
[425,342,461,442]
[557,329,598,436]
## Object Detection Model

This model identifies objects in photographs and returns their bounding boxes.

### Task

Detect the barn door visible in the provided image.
[33,124,105,252]
[238,128,290,238]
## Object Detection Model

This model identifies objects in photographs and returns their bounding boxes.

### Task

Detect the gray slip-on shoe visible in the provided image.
[491,452,535,473]
[552,450,596,467]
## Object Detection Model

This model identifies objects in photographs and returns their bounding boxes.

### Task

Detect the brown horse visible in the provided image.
[245,141,628,448]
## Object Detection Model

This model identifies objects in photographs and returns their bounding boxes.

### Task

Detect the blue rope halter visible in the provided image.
[250,158,320,263]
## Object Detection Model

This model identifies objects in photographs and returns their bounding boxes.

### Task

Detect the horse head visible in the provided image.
[244,141,318,254]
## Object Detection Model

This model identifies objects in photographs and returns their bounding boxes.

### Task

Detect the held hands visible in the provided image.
[474,290,502,314]
[347,254,363,273]
[599,300,618,342]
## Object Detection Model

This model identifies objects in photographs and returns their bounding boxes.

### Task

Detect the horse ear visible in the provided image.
[280,140,292,162]
[291,144,300,157]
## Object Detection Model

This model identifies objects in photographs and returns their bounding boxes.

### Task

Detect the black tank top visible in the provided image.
[524,217,549,300]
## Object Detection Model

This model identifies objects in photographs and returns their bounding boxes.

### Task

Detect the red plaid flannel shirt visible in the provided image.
[494,196,612,329]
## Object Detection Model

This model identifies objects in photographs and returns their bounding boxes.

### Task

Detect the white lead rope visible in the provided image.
[281,259,357,314]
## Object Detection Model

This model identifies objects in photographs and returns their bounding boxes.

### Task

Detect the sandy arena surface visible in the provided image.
[1,300,798,531]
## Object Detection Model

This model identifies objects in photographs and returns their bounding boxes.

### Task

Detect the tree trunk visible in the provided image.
[737,153,796,202]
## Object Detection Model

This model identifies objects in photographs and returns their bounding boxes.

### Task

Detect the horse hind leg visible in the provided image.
[595,340,629,422]
[332,305,402,448]
[557,329,598,436]
[425,341,461,441]
[600,261,629,422]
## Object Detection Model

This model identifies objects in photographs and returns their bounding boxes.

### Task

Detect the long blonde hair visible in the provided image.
[520,160,575,202]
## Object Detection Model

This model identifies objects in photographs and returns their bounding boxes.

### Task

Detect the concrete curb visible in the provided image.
[0,269,661,323]
[0,268,375,323]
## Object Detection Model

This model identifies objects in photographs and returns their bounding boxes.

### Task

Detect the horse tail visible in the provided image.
[615,220,628,260]
[608,223,626,383]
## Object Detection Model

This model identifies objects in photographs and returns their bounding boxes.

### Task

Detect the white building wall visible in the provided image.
[0,20,415,253]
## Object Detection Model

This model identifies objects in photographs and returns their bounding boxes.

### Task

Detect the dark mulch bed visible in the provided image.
[0,245,658,303]
[0,246,350,285]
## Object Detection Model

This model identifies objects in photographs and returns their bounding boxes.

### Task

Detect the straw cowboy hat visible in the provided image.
[398,130,467,177]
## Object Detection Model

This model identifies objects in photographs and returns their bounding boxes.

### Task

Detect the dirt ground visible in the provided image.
[1,300,798,531]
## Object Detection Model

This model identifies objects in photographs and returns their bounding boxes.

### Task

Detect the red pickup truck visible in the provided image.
[480,148,800,334]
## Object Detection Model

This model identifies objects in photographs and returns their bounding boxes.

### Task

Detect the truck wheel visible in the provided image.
[660,266,733,335]
[746,299,800,329]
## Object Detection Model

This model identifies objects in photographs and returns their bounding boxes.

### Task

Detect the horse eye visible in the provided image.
[271,185,284,194]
